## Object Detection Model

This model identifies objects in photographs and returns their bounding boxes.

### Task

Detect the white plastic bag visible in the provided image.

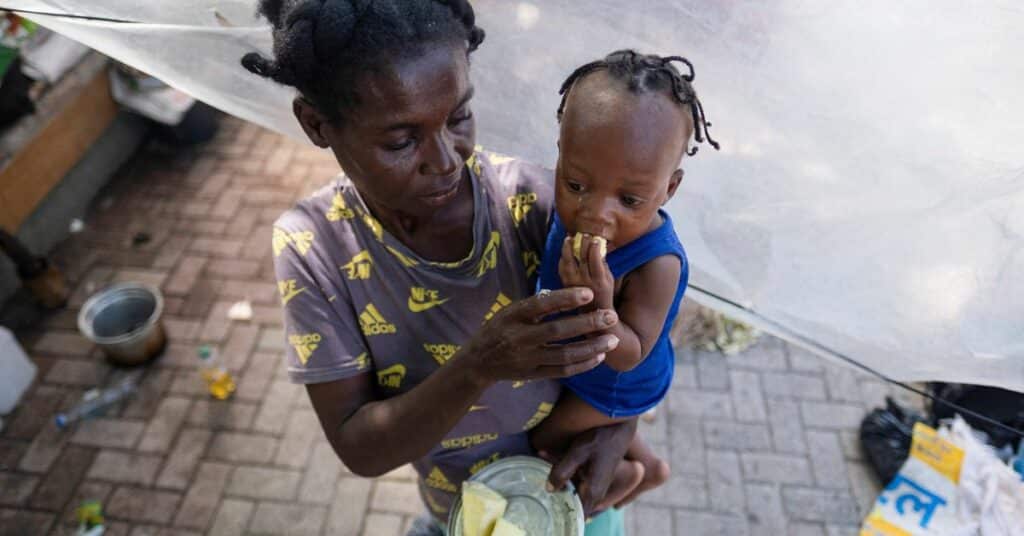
[0,326,37,414]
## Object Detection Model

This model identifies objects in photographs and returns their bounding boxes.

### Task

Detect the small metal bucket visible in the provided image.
[78,282,166,366]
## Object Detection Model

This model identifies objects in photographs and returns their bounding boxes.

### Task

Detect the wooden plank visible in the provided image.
[0,69,117,230]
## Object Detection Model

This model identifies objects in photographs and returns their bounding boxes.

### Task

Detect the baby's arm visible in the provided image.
[558,236,681,372]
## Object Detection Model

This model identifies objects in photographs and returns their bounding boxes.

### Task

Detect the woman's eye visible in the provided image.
[384,138,413,151]
[449,110,473,125]
[566,181,583,193]
[621,196,642,207]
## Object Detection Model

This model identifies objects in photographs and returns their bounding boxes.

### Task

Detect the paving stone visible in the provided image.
[209,432,278,463]
[639,469,708,509]
[706,450,744,514]
[206,259,261,279]
[71,418,145,449]
[5,386,64,441]
[631,504,673,535]
[187,399,257,431]
[27,443,93,510]
[826,524,861,536]
[257,328,285,352]
[782,487,862,524]
[371,480,422,516]
[761,372,827,400]
[667,390,734,419]
[153,235,191,270]
[695,353,730,390]
[164,257,206,296]
[672,363,698,389]
[208,498,254,536]
[787,346,827,372]
[129,526,201,536]
[846,461,881,516]
[236,352,278,402]
[157,428,212,490]
[168,370,206,397]
[766,399,808,454]
[138,396,191,453]
[122,369,175,420]
[703,421,772,451]
[199,301,233,342]
[791,522,827,535]
[44,359,108,386]
[252,380,301,435]
[163,318,202,341]
[189,237,244,257]
[174,462,232,530]
[274,409,319,468]
[61,481,113,525]
[158,343,200,368]
[729,370,767,423]
[326,476,372,536]
[725,338,789,371]
[825,367,864,403]
[0,508,55,536]
[112,268,168,289]
[800,401,866,429]
[33,331,93,357]
[744,483,786,533]
[106,486,182,524]
[300,442,344,504]
[379,464,417,482]
[222,323,259,372]
[227,466,301,500]
[673,510,749,536]
[0,473,39,506]
[211,190,244,220]
[668,415,706,477]
[740,453,813,485]
[360,512,404,536]
[838,430,864,461]
[248,502,327,536]
[638,405,669,444]
[86,450,162,485]
[806,430,850,488]
[0,440,26,471]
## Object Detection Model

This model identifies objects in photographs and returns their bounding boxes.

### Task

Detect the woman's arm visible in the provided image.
[308,287,621,477]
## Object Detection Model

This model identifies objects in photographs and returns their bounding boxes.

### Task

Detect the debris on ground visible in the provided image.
[75,499,105,536]
[860,397,930,484]
[227,300,253,321]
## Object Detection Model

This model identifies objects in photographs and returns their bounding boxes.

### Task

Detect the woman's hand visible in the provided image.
[542,418,638,514]
[456,287,619,385]
[559,235,614,311]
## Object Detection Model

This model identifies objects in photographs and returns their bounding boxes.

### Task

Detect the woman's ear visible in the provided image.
[663,169,684,204]
[293,97,331,148]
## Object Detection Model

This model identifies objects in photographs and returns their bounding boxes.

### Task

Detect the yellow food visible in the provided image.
[461,481,508,536]
[571,233,607,261]
[491,517,526,536]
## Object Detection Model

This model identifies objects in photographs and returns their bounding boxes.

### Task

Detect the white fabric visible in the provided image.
[11,1,1024,391]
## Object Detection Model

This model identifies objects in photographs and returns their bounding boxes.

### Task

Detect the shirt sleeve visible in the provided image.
[273,210,372,384]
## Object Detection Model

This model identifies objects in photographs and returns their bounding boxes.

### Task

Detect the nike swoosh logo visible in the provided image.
[281,286,308,305]
[469,405,487,412]
[408,297,450,312]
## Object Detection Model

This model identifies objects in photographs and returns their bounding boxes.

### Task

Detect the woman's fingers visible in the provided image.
[514,287,593,322]
[531,308,617,342]
[536,333,618,366]
[532,354,604,379]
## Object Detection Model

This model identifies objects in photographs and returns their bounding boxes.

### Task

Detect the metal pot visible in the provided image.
[78,282,166,366]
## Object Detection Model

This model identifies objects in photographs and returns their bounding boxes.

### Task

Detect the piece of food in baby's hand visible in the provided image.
[491,517,526,536]
[462,481,508,536]
[571,233,607,261]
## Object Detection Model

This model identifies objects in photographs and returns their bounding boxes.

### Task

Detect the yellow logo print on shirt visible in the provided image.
[408,287,449,313]
[277,279,307,305]
[424,343,460,365]
[483,293,512,322]
[359,304,397,336]
[523,402,554,431]
[272,228,315,257]
[487,151,515,167]
[342,250,373,280]
[354,352,369,371]
[424,489,447,515]
[522,250,540,278]
[425,467,458,492]
[385,245,419,268]
[470,453,502,475]
[441,433,499,450]
[377,364,406,389]
[358,209,384,242]
[288,333,322,365]
[507,192,538,227]
[325,192,355,221]
[474,232,500,277]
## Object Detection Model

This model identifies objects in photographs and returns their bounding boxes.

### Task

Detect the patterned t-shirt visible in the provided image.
[273,149,560,521]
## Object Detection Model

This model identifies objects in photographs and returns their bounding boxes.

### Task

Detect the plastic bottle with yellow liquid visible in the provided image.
[197,345,235,400]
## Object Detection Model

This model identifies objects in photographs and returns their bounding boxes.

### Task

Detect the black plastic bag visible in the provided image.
[859,397,929,484]
[929,383,1024,451]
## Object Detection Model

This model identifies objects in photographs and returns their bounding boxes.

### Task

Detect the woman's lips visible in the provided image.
[418,176,461,206]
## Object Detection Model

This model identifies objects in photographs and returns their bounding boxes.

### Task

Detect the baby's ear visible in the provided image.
[664,169,684,203]
[293,97,331,148]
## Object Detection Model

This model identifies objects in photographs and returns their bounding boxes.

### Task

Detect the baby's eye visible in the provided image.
[621,195,643,207]
[566,180,583,193]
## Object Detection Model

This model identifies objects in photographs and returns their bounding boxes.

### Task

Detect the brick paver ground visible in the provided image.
[0,116,919,535]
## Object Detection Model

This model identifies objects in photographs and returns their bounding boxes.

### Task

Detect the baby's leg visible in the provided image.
[614,436,671,508]
[530,392,646,510]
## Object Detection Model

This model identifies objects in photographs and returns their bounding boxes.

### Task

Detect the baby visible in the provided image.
[532,49,719,508]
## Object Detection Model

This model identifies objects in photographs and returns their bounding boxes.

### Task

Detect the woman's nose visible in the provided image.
[420,131,459,177]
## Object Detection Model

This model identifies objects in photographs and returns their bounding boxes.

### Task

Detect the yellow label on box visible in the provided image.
[860,511,913,536]
[909,422,964,484]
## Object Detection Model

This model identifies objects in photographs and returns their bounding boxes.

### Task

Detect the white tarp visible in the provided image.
[11,1,1023,391]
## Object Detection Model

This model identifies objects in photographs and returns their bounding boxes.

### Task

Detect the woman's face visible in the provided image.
[295,43,476,220]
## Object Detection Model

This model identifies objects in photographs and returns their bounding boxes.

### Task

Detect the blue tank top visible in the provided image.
[537,209,689,418]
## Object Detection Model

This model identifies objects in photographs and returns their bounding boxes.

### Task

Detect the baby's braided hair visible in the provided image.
[557,49,719,156]
[242,0,484,122]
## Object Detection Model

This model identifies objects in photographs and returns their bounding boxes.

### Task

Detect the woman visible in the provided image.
[244,1,648,533]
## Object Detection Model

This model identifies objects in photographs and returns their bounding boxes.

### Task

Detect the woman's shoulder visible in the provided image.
[272,175,362,262]
[474,148,553,199]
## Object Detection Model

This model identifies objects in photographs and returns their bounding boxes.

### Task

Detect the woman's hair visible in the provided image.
[557,49,719,156]
[242,0,485,122]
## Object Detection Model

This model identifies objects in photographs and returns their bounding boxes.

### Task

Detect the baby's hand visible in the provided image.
[559,234,614,311]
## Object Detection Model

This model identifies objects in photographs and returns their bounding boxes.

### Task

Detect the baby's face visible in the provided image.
[555,72,690,251]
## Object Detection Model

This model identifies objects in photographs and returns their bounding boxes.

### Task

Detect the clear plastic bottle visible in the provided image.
[55,375,138,429]
[198,345,235,400]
